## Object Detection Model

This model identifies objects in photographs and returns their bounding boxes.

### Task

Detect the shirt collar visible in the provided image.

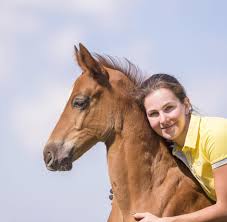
[183,114,201,149]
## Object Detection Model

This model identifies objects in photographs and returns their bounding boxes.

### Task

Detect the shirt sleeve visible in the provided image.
[205,123,227,169]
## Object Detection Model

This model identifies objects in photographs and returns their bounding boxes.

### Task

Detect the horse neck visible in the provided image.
[105,103,177,214]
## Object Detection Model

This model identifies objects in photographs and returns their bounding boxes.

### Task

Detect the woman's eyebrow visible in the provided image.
[147,102,175,113]
[162,102,175,108]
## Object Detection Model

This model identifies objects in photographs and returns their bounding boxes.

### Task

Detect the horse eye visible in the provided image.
[72,96,89,110]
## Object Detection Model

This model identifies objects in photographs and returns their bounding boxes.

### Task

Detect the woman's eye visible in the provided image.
[148,112,159,117]
[72,96,89,110]
[165,106,174,112]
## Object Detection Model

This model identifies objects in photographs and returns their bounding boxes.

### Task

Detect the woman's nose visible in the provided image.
[159,113,168,124]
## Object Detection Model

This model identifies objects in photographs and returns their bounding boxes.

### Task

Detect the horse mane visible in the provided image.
[94,53,146,89]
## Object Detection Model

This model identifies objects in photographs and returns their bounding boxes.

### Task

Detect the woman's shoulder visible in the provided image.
[197,115,227,162]
[200,115,227,136]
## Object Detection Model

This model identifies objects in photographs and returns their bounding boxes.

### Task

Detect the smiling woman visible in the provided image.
[134,74,227,222]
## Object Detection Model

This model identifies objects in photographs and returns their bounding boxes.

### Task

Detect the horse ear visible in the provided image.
[78,43,102,73]
[75,43,110,87]
[74,44,87,71]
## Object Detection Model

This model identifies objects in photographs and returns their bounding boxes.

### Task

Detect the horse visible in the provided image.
[43,44,212,222]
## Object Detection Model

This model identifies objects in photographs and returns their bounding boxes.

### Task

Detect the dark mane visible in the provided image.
[94,53,145,88]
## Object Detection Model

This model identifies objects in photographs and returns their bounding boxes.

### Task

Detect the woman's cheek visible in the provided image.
[148,119,159,131]
[170,107,178,115]
[171,109,181,121]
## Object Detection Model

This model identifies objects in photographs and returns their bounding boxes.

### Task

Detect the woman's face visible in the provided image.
[144,88,190,144]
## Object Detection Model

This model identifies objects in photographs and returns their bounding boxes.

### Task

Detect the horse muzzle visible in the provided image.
[43,142,74,171]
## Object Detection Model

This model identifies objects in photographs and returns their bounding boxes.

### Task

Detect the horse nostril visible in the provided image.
[45,151,54,167]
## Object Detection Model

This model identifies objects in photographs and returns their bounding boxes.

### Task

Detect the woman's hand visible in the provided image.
[133,212,173,222]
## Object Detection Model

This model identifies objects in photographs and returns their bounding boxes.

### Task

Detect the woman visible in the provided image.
[133,74,227,222]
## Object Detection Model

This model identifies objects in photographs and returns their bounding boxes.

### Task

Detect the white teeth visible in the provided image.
[161,124,175,129]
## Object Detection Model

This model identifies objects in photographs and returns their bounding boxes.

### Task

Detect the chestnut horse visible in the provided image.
[43,44,212,222]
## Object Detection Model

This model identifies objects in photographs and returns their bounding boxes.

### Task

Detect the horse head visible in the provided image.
[43,43,136,171]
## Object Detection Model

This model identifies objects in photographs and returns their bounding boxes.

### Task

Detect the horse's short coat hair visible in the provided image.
[43,44,213,222]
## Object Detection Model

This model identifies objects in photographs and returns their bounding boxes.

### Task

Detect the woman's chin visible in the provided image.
[162,131,177,140]
[163,134,174,140]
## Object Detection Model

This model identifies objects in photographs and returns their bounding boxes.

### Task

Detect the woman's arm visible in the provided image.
[133,165,227,222]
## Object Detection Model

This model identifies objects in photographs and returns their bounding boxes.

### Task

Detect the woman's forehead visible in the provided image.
[146,88,178,102]
[144,88,179,109]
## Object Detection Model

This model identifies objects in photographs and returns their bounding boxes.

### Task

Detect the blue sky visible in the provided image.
[1,1,227,221]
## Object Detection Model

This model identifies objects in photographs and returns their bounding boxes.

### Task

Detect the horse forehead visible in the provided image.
[73,73,98,92]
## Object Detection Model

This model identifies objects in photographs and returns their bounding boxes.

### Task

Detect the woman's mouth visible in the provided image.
[160,123,175,130]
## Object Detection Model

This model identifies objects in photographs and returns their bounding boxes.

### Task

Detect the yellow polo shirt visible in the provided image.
[172,114,227,201]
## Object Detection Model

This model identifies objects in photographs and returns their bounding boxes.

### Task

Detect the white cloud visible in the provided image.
[4,0,132,19]
[0,2,43,85]
[47,26,85,65]
[0,3,42,34]
[0,0,135,86]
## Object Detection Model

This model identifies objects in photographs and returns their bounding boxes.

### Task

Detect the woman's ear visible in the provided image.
[184,97,192,115]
